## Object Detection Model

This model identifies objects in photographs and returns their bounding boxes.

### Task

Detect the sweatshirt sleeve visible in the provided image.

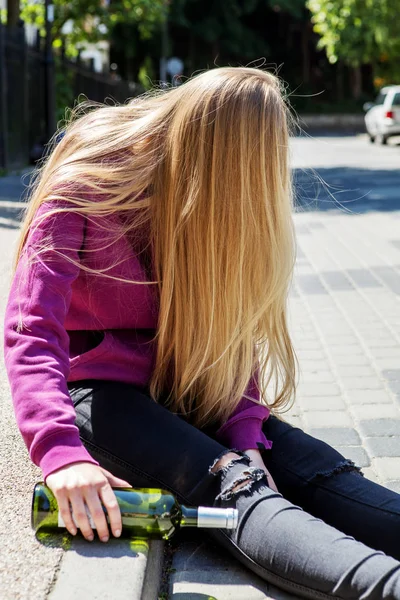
[3,202,100,484]
[214,371,273,452]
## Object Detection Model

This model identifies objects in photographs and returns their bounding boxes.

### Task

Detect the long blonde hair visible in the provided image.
[15,66,297,428]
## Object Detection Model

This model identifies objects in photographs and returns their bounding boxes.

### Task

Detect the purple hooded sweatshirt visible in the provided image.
[3,200,272,484]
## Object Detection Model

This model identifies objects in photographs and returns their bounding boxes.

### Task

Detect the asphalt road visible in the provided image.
[292,133,400,213]
[1,134,399,600]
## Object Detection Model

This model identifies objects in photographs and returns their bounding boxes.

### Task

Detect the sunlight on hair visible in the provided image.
[15,66,298,428]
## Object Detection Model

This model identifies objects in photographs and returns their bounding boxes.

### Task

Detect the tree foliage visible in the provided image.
[20,0,166,55]
[307,0,400,67]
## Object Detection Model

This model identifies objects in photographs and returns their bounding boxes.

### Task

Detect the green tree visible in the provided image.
[307,0,400,90]
[20,0,166,56]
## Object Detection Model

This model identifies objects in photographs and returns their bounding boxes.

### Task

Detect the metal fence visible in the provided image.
[0,23,141,170]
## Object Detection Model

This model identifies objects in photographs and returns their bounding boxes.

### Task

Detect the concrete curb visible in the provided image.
[47,538,164,600]
[298,113,365,133]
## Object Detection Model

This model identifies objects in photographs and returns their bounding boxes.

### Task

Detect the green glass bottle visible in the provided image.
[31,483,238,540]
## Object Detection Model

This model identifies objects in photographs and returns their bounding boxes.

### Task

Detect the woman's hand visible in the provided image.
[45,461,131,542]
[244,449,279,493]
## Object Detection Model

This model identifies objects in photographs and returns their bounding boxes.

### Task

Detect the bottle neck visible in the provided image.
[180,505,198,528]
[180,505,238,529]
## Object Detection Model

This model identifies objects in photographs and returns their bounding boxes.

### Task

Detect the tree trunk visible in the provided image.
[336,61,344,103]
[7,0,20,29]
[350,65,362,100]
[301,23,310,85]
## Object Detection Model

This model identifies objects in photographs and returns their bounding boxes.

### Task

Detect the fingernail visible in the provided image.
[114,529,121,537]
[87,535,94,541]
[101,536,109,543]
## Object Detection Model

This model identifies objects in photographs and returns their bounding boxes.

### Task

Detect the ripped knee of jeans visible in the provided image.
[209,450,268,502]
[208,449,251,476]
[310,458,364,481]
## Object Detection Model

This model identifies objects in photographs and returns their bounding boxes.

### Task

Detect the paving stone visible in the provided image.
[334,366,376,378]
[384,481,400,494]
[318,325,353,337]
[372,458,400,481]
[296,224,311,235]
[297,274,327,295]
[170,561,299,599]
[329,345,365,356]
[382,370,400,381]
[48,538,153,600]
[333,446,370,468]
[365,437,400,457]
[298,396,347,412]
[297,360,331,372]
[350,404,400,421]
[346,269,382,288]
[297,383,341,397]
[361,466,380,483]
[360,329,397,341]
[330,355,370,366]
[372,348,400,359]
[303,411,353,428]
[285,416,304,429]
[366,338,399,349]
[371,266,400,295]
[171,536,232,571]
[376,359,400,370]
[308,427,361,447]
[388,380,400,395]
[326,336,360,347]
[299,371,335,383]
[358,419,400,437]
[308,222,326,230]
[340,377,384,391]
[171,571,280,600]
[321,271,355,291]
[293,340,323,350]
[345,390,393,404]
[296,350,327,361]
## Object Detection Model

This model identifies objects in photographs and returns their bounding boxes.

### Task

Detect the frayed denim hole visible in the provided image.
[309,459,363,482]
[208,452,251,477]
[215,467,268,502]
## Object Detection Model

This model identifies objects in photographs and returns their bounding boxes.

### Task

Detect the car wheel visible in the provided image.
[376,133,388,145]
[369,135,375,143]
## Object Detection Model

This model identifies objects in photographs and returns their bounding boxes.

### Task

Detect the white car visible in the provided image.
[364,85,400,144]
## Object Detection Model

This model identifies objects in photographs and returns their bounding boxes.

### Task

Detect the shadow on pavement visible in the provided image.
[172,595,218,600]
[0,201,26,229]
[35,530,149,557]
[1,167,400,232]
[294,167,400,213]
[0,172,32,229]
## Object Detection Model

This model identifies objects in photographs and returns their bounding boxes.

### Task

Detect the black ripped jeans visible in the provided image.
[69,380,400,600]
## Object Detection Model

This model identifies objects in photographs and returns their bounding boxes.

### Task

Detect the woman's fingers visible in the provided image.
[68,489,96,541]
[84,487,111,542]
[98,482,123,538]
[56,493,77,536]
[45,462,127,542]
